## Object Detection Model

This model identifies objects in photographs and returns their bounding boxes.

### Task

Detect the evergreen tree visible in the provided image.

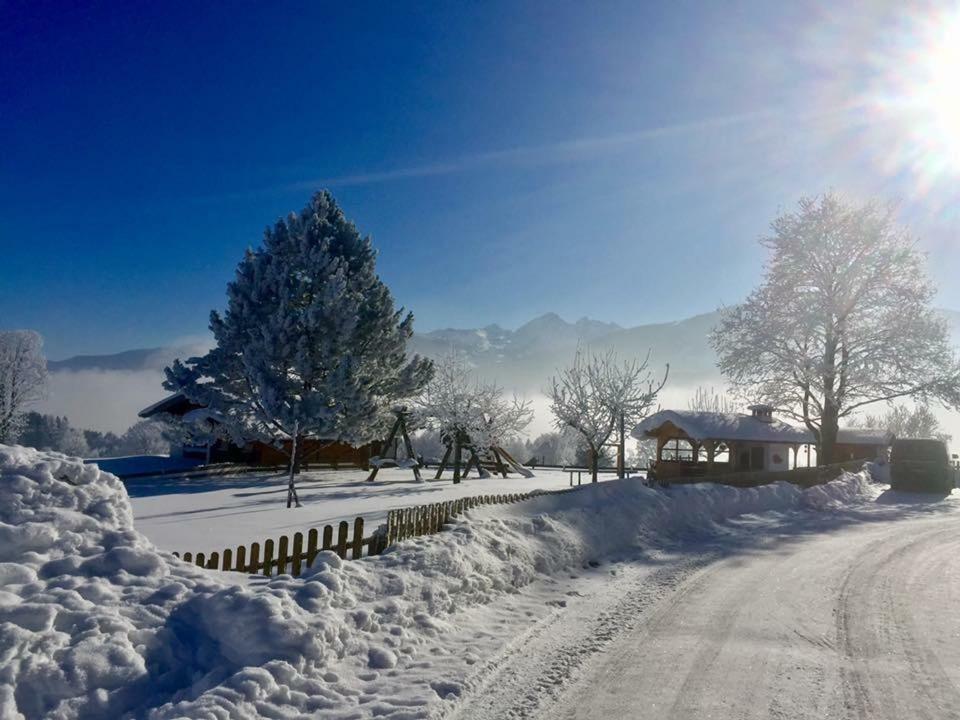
[165,190,433,506]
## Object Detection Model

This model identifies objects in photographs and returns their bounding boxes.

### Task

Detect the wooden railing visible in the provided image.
[664,459,869,489]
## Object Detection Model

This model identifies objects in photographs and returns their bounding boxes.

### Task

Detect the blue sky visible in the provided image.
[3,0,959,359]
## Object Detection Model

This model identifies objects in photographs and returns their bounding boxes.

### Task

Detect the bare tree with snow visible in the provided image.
[548,348,668,482]
[165,191,433,506]
[687,386,737,414]
[712,193,960,464]
[415,352,532,482]
[0,330,48,444]
[849,404,951,444]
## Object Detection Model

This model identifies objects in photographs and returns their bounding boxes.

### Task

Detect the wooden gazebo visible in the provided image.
[632,405,815,481]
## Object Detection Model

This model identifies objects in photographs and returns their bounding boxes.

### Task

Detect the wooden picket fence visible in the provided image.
[172,515,384,576]
[384,491,536,546]
[173,489,549,578]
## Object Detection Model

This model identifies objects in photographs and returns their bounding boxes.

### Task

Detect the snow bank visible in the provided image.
[0,445,878,719]
[800,467,881,510]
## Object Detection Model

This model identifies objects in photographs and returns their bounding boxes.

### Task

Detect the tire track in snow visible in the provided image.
[443,551,717,720]
[836,525,960,720]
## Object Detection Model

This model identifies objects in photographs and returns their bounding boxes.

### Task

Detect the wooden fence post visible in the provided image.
[336,521,349,558]
[262,540,275,577]
[221,549,232,571]
[182,552,193,563]
[306,529,319,568]
[195,552,206,568]
[249,543,260,574]
[235,545,247,573]
[322,525,333,551]
[208,551,219,570]
[291,532,304,576]
[352,518,364,559]
[277,536,290,576]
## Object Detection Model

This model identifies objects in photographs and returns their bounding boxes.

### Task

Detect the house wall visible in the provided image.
[253,439,379,470]
[765,444,791,472]
[834,443,887,462]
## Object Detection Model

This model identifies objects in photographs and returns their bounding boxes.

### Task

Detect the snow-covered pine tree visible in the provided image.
[164,190,434,507]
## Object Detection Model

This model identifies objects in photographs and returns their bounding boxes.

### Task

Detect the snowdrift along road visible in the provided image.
[0,445,879,719]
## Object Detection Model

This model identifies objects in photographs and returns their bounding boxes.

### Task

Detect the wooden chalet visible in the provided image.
[633,404,891,481]
[138,393,381,469]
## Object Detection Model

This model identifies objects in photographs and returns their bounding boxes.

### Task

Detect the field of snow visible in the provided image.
[1,443,898,719]
[126,465,606,552]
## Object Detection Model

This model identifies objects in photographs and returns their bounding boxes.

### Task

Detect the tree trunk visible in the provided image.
[591,445,599,483]
[820,328,839,466]
[820,403,839,466]
[287,422,302,508]
[453,432,462,484]
[616,412,626,479]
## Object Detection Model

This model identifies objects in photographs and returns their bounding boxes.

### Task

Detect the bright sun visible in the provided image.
[865,5,960,189]
[908,10,960,164]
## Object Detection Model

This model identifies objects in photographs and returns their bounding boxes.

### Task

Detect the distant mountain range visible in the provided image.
[41,308,960,436]
[47,311,726,391]
[48,308,960,391]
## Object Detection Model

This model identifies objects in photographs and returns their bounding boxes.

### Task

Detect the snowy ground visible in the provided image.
[5,445,959,719]
[127,466,600,552]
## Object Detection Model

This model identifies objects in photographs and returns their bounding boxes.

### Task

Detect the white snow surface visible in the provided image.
[1,445,881,719]
[128,466,587,552]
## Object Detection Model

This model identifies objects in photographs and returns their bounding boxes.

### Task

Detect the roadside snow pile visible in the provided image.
[0,445,878,720]
[800,466,882,510]
[0,446,326,720]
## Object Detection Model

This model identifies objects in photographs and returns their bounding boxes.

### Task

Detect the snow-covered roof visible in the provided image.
[632,409,813,444]
[138,392,202,419]
[836,428,893,446]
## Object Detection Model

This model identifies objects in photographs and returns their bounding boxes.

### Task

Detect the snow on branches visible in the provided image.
[712,192,960,463]
[164,191,433,506]
[0,330,48,444]
[415,352,532,455]
[549,348,668,482]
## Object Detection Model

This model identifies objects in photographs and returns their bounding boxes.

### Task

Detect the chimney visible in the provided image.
[748,404,775,423]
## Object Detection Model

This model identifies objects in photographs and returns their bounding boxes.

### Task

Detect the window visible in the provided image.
[661,438,695,462]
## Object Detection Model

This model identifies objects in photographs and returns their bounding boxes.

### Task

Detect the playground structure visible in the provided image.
[366,408,423,482]
[432,429,534,483]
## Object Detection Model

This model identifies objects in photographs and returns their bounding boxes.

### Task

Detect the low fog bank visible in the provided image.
[37,369,169,435]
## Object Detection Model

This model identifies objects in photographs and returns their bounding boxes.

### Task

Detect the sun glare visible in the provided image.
[871,5,960,188]
[908,10,960,163]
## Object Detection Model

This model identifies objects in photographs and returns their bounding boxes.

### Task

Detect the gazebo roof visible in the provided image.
[632,409,813,445]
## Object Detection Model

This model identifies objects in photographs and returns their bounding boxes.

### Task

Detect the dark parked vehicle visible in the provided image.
[890,438,955,493]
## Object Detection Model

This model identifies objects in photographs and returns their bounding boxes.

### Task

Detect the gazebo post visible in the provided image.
[705,440,716,473]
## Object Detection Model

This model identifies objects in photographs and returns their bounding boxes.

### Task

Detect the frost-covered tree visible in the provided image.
[850,404,952,444]
[17,413,88,455]
[120,420,171,455]
[688,386,737,414]
[415,352,532,481]
[608,350,669,477]
[712,193,960,464]
[0,330,47,444]
[165,191,433,506]
[548,349,668,482]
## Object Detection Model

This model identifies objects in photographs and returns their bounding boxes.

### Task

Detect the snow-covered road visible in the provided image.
[450,493,960,720]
